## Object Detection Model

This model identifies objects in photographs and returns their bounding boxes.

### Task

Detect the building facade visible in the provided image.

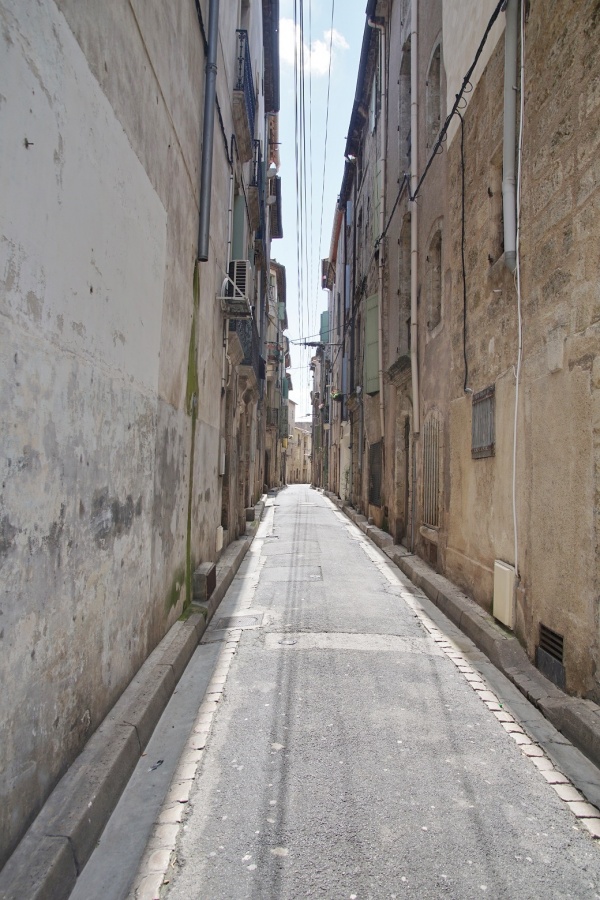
[316,0,600,699]
[264,260,292,488]
[0,0,281,865]
[288,422,312,485]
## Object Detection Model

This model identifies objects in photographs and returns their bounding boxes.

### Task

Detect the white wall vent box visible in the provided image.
[493,559,515,629]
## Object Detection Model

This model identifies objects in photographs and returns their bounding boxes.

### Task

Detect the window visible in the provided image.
[370,73,378,132]
[364,293,379,394]
[426,45,441,149]
[488,147,504,265]
[472,386,495,458]
[426,226,442,330]
[232,189,245,259]
[369,441,383,506]
[423,415,440,527]
[399,215,411,352]
[399,42,412,171]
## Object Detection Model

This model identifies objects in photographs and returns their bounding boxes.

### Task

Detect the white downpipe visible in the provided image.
[223,169,234,392]
[226,170,234,267]
[512,0,525,579]
[502,0,518,273]
[368,18,387,442]
[410,0,420,435]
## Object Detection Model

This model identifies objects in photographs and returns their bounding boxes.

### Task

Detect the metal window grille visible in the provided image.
[536,622,566,689]
[369,441,383,507]
[539,623,564,663]
[472,385,495,458]
[235,30,255,141]
[423,417,440,527]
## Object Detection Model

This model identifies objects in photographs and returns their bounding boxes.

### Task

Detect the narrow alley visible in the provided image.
[80,486,600,899]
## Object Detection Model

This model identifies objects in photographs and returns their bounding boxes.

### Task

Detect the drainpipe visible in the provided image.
[410,0,420,436]
[409,0,420,552]
[197,0,220,261]
[368,18,386,443]
[502,0,518,273]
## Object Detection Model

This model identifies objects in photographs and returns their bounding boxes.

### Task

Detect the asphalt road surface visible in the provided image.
[156,485,600,899]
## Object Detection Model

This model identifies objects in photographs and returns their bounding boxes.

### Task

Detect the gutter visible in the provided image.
[410,0,420,435]
[502,0,518,273]
[197,0,220,261]
[368,17,387,443]
[345,0,378,159]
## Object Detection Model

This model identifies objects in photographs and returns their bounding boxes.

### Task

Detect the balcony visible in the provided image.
[232,30,256,163]
[247,139,263,232]
[268,175,283,239]
[229,317,260,384]
[278,405,289,440]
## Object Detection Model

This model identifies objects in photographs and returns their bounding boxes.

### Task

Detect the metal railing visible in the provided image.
[250,139,262,188]
[235,30,255,143]
[423,416,440,527]
[278,406,289,439]
[230,317,260,381]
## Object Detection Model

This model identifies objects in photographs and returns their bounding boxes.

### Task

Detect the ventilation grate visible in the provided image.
[539,623,564,663]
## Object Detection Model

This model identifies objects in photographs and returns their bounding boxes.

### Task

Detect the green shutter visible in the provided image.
[232,194,245,260]
[373,163,381,243]
[364,293,379,395]
[320,311,329,344]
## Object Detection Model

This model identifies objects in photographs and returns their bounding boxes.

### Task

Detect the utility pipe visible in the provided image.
[197,0,220,261]
[410,0,420,434]
[368,18,387,443]
[502,0,518,273]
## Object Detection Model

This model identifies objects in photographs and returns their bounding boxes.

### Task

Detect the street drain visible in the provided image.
[215,614,264,629]
[278,639,297,646]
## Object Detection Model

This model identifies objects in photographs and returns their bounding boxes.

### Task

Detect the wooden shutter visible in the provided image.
[364,293,379,395]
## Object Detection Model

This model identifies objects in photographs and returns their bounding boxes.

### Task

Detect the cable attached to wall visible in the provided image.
[375,0,505,247]
[458,112,471,394]
[512,0,525,581]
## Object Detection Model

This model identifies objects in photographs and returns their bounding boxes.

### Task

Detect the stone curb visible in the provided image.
[324,491,600,773]
[0,503,265,900]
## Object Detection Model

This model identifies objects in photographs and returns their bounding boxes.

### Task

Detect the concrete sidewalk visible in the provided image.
[324,490,600,776]
[0,500,266,900]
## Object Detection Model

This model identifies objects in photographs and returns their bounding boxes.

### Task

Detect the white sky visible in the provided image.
[275,0,365,417]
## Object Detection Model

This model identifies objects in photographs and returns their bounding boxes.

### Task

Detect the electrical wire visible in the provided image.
[458,112,470,393]
[376,0,505,246]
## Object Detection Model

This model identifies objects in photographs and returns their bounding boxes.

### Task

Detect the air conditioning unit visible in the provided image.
[218,259,254,318]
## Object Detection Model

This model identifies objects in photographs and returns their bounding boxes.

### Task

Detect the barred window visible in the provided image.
[423,416,440,527]
[369,441,383,507]
[472,385,495,458]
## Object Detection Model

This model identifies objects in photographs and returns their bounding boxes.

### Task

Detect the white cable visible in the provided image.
[512,0,525,580]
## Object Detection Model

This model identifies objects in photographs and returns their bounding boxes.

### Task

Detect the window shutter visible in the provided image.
[364,293,379,395]
[373,162,381,243]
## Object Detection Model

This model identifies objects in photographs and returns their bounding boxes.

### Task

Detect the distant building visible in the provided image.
[288,421,313,484]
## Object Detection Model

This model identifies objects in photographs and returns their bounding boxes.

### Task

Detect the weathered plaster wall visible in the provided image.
[0,0,244,863]
[0,0,168,861]
[444,0,600,697]
[518,0,600,696]
[444,28,516,609]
